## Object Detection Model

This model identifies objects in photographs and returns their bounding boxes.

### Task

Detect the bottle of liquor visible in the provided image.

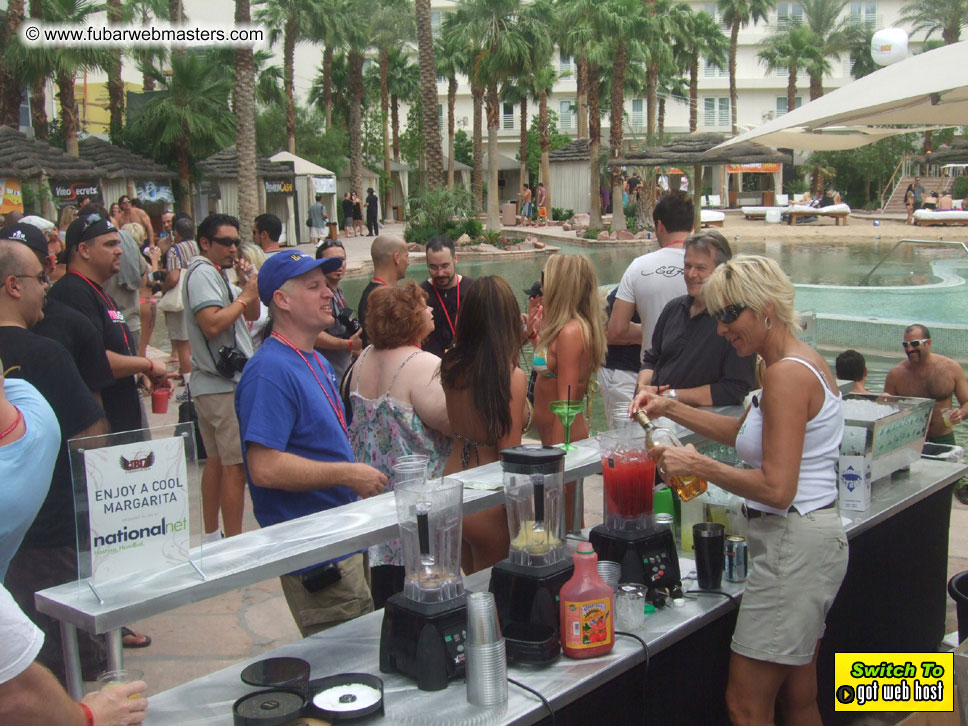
[633,411,708,502]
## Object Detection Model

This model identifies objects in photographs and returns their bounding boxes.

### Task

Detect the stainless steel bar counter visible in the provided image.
[142,458,966,725]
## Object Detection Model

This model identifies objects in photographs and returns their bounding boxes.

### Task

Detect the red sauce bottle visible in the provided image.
[559,542,615,658]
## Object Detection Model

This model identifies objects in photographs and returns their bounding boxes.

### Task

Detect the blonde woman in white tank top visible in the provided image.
[629,255,848,726]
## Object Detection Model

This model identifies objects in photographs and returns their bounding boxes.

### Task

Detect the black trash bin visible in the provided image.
[948,570,968,644]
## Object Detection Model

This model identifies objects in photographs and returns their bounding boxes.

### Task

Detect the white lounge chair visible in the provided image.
[913,209,968,226]
[701,210,725,227]
[787,203,851,226]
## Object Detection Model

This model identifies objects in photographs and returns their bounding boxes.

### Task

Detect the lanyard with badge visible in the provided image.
[270,331,349,437]
[432,275,461,348]
[69,270,133,353]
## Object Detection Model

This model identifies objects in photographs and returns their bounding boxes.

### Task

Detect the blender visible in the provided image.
[589,427,681,600]
[379,477,467,691]
[489,445,573,637]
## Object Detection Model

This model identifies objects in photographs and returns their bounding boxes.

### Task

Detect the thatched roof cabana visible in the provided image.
[198,146,294,180]
[0,127,103,180]
[78,137,176,180]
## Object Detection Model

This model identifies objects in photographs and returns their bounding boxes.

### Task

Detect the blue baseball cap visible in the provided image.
[258,251,343,306]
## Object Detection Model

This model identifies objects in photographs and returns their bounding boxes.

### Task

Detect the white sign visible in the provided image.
[312,176,336,194]
[84,436,190,583]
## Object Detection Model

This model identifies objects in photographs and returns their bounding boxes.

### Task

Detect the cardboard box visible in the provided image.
[839,454,873,512]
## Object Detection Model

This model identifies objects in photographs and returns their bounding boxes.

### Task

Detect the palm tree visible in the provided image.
[0,0,26,128]
[534,64,557,212]
[758,25,823,120]
[126,52,235,212]
[415,0,443,187]
[372,0,414,217]
[106,0,124,142]
[28,0,49,140]
[900,0,967,45]
[718,0,776,133]
[123,0,170,91]
[801,0,848,99]
[5,0,113,155]
[446,6,486,208]
[387,47,419,161]
[844,24,877,79]
[677,8,729,132]
[236,0,258,242]
[437,21,470,188]
[500,79,532,195]
[305,0,343,129]
[643,0,676,143]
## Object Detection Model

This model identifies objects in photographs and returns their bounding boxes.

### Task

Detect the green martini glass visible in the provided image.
[550,400,585,451]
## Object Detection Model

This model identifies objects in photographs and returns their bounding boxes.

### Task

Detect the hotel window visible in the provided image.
[559,100,576,129]
[776,2,803,27]
[430,10,442,36]
[849,1,877,28]
[438,104,443,132]
[559,51,575,77]
[631,99,643,128]
[704,57,728,77]
[776,96,803,115]
[703,3,729,30]
[503,102,514,130]
[703,97,730,127]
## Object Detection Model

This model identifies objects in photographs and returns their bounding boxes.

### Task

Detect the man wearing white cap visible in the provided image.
[236,252,386,636]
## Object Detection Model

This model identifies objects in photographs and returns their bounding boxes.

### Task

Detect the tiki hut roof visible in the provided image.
[614,132,792,167]
[549,139,592,162]
[914,139,968,165]
[78,137,176,180]
[0,127,104,179]
[198,146,294,180]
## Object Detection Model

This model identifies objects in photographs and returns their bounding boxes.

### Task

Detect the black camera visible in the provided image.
[336,307,361,338]
[216,345,248,378]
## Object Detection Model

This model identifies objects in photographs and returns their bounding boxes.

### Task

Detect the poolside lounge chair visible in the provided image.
[776,193,789,206]
[701,210,725,227]
[787,203,851,226]
[707,194,722,208]
[913,209,968,226]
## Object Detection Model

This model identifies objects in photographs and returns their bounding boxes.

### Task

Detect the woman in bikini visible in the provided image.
[530,254,607,528]
[440,276,529,573]
[347,281,451,606]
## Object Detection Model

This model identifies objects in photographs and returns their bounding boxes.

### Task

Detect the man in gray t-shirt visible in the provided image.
[308,194,329,245]
[183,214,259,540]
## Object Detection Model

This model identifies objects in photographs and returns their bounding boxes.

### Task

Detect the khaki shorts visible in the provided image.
[280,553,374,637]
[193,391,244,465]
[164,309,188,341]
[731,507,848,666]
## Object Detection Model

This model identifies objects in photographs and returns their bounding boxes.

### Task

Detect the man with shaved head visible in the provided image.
[885,323,968,503]
[357,235,409,347]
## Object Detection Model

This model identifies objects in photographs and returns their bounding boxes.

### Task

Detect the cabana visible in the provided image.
[270,151,339,245]
[0,126,105,220]
[615,132,791,229]
[78,136,177,222]
[549,139,596,215]
[196,147,296,244]
[482,152,523,209]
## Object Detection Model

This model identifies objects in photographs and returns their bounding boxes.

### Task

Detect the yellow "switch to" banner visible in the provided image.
[834,653,954,712]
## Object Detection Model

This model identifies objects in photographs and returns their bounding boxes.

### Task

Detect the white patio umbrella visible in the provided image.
[717,40,968,150]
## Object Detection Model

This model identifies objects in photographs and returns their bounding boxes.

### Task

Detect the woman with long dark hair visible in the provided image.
[440,276,528,573]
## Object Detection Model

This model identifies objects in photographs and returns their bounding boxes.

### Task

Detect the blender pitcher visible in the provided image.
[395,477,464,603]
[598,426,654,531]
[501,445,566,567]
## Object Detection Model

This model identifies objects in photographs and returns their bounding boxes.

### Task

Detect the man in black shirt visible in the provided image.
[0,230,111,682]
[47,213,168,433]
[365,187,379,236]
[635,231,755,407]
[600,287,641,428]
[341,193,354,237]
[358,235,409,347]
[419,236,472,357]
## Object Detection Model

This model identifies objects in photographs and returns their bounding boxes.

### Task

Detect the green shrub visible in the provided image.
[583,228,603,239]
[452,218,483,240]
[403,224,439,246]
[953,177,968,201]
[405,186,477,238]
[551,207,573,221]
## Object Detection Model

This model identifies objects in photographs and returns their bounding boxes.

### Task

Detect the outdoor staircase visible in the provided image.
[882,175,944,213]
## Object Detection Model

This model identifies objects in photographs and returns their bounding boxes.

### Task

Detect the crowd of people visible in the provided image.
[2,187,967,724]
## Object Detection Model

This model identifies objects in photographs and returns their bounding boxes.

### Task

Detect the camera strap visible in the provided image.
[185,260,241,377]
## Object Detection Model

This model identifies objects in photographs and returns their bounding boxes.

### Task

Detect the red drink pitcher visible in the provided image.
[560,542,614,659]
[599,429,654,531]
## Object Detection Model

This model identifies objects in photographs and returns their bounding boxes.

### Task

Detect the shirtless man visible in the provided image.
[884,324,968,504]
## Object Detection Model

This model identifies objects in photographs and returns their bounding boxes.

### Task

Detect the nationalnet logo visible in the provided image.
[20,22,265,47]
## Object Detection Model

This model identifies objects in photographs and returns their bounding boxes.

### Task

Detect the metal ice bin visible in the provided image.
[840,393,934,482]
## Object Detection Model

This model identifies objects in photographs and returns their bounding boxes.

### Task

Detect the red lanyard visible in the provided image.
[432,276,461,339]
[69,270,132,353]
[372,277,388,286]
[270,332,348,437]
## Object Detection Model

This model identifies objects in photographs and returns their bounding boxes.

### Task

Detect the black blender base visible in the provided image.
[379,593,467,691]
[488,557,573,633]
[590,523,681,596]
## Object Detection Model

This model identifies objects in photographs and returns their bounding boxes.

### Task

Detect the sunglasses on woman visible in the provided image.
[714,303,747,324]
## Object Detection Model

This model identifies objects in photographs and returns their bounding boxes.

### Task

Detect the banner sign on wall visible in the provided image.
[265,179,294,195]
[82,435,190,583]
[726,163,781,174]
[312,176,336,194]
[0,178,23,214]
[136,180,175,204]
[50,180,102,207]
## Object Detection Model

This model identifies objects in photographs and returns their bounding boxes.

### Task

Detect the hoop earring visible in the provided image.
[764,316,772,330]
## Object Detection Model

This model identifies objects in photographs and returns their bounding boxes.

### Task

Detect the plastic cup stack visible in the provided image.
[596,560,621,589]
[615,584,647,631]
[465,592,507,707]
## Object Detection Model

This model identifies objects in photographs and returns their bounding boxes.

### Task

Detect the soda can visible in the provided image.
[724,535,748,582]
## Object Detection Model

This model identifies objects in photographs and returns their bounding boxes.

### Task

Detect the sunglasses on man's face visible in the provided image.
[714,303,748,324]
[212,236,240,248]
[902,338,930,349]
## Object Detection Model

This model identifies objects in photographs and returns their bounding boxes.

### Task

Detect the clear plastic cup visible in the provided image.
[97,668,145,698]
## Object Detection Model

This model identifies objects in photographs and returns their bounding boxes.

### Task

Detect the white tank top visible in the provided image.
[735,356,844,516]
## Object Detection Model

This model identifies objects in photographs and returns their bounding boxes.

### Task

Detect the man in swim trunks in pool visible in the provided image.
[884,323,968,504]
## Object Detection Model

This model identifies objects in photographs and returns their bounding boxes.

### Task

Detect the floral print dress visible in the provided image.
[349,348,451,567]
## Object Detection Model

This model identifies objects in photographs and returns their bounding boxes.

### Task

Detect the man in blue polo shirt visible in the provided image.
[236,252,387,636]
